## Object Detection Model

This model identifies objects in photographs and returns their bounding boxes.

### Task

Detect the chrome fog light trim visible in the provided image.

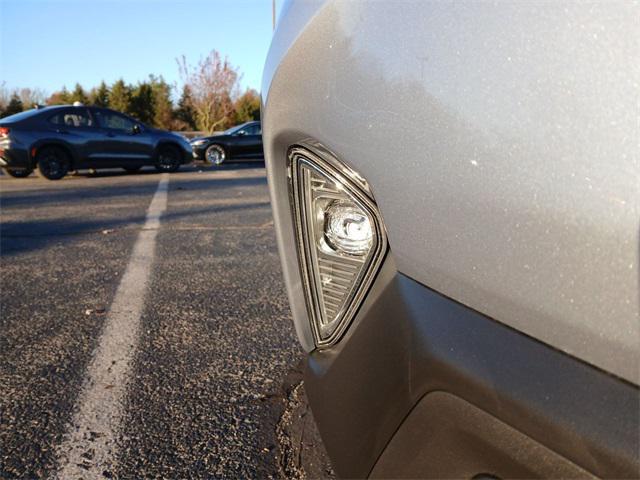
[288,146,388,348]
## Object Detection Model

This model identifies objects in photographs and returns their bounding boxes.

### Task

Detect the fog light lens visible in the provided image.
[289,147,388,348]
[324,200,373,255]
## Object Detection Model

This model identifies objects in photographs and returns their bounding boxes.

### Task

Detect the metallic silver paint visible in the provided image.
[263,1,639,384]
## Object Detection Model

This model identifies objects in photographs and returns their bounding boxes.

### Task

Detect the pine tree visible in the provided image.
[1,94,24,117]
[130,82,155,124]
[149,75,174,129]
[60,86,71,104]
[90,81,110,107]
[174,85,196,130]
[47,86,71,105]
[109,79,132,114]
[70,83,89,104]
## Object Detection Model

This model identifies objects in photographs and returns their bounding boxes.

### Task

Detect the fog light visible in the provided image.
[324,200,373,255]
[289,146,387,348]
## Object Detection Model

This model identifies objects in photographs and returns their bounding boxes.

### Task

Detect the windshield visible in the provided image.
[223,123,250,135]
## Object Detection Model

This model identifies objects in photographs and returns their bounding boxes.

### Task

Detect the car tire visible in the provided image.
[5,167,33,178]
[155,146,181,173]
[205,144,227,166]
[123,166,142,173]
[36,146,70,180]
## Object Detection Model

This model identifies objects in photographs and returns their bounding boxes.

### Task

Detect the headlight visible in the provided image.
[191,139,207,146]
[289,146,387,348]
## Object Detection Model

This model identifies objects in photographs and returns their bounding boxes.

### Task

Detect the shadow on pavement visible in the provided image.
[0,200,271,257]
[0,175,267,210]
[75,161,265,178]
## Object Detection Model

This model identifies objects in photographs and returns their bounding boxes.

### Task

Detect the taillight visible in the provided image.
[0,127,9,137]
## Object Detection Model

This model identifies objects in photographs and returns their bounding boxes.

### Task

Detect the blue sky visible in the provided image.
[0,0,279,96]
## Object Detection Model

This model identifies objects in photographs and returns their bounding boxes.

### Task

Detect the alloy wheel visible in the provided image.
[206,145,225,165]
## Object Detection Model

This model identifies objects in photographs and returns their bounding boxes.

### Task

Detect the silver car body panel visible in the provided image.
[262,1,639,384]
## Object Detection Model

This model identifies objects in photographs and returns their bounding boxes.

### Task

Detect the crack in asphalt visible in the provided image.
[276,380,307,480]
[1,221,275,239]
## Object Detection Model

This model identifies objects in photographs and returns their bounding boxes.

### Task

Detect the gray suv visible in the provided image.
[0,105,192,179]
[262,1,639,478]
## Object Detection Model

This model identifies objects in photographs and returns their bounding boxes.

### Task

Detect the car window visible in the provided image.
[223,124,245,135]
[246,124,261,135]
[49,110,94,127]
[94,110,135,131]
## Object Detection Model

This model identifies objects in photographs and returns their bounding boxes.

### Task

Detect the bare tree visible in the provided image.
[0,82,8,110]
[19,87,47,108]
[0,83,47,113]
[177,50,240,133]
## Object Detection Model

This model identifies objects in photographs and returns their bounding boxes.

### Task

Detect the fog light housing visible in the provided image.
[289,146,387,348]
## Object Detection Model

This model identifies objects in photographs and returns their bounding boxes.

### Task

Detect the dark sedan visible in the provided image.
[0,104,192,180]
[190,121,263,165]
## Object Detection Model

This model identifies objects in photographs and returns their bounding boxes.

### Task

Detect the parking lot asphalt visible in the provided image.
[0,165,333,479]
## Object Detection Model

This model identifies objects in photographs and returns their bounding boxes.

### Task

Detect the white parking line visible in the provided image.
[53,174,169,479]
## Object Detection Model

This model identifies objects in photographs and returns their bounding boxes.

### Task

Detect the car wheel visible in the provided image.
[155,146,181,173]
[36,147,70,180]
[5,167,33,178]
[123,166,142,173]
[205,144,226,166]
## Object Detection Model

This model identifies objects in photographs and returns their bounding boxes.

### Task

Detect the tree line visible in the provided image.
[0,50,260,133]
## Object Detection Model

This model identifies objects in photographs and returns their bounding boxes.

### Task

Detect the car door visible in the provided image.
[92,109,154,167]
[231,123,263,159]
[246,123,264,159]
[46,108,99,167]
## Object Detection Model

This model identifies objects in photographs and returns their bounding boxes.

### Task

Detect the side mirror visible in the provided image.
[132,124,142,135]
[236,130,247,136]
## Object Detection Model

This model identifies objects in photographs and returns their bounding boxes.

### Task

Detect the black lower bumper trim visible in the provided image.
[304,259,639,478]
